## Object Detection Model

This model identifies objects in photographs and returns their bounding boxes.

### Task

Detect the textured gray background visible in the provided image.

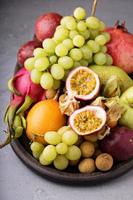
[0,0,133,200]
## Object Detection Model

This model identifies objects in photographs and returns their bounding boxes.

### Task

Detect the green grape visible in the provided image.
[69,48,83,61]
[99,21,106,31]
[106,54,113,65]
[61,16,72,27]
[53,79,61,89]
[57,126,71,136]
[51,64,65,80]
[54,27,69,42]
[65,145,81,161]
[69,30,79,39]
[30,142,44,159]
[77,21,87,32]
[80,29,90,40]
[55,44,68,57]
[73,61,81,68]
[24,57,35,71]
[34,57,49,71]
[56,143,68,154]
[58,56,73,70]
[90,29,99,39]
[33,48,46,58]
[87,40,100,53]
[42,38,56,54]
[95,35,107,46]
[100,45,107,53]
[65,16,77,30]
[102,32,111,43]
[56,25,62,30]
[44,131,61,145]
[40,145,57,162]
[39,155,52,166]
[86,16,100,30]
[73,35,85,47]
[62,38,74,50]
[40,72,54,89]
[80,59,88,66]
[73,7,86,20]
[54,155,68,170]
[80,45,92,60]
[94,52,107,65]
[62,130,78,146]
[49,55,57,64]
[31,69,42,84]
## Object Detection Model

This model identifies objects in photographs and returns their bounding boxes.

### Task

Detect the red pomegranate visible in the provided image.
[106,21,133,74]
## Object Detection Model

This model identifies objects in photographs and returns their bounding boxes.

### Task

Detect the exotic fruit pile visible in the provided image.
[1,2,133,174]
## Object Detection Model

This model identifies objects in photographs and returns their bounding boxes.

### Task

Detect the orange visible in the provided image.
[26,99,66,144]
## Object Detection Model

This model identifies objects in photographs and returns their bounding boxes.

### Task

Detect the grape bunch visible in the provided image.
[24,7,112,90]
[30,126,81,170]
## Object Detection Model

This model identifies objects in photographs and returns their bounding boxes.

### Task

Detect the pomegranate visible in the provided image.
[17,40,41,66]
[35,13,62,42]
[69,106,107,136]
[106,21,133,74]
[66,66,100,101]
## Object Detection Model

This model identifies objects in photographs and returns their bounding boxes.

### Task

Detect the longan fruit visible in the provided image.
[78,158,96,173]
[45,89,56,99]
[80,141,95,158]
[95,153,113,172]
[84,134,98,142]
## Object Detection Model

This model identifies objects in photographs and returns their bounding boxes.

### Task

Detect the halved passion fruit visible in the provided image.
[69,106,107,136]
[66,66,100,101]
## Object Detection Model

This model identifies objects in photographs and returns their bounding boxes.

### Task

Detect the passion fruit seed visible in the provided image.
[74,110,102,133]
[70,69,96,95]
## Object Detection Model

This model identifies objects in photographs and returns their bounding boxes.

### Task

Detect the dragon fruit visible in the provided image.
[1,68,45,148]
[106,21,133,74]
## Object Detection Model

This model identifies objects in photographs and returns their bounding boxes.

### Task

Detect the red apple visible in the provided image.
[35,12,62,42]
[17,40,41,66]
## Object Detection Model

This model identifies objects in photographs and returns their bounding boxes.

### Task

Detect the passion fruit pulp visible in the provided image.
[69,106,107,136]
[66,66,100,101]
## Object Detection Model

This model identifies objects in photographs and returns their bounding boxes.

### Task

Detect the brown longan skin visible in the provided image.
[80,141,95,158]
[95,153,113,172]
[78,158,96,173]
[84,134,98,142]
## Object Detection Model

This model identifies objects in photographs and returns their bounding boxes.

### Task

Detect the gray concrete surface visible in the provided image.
[0,0,133,199]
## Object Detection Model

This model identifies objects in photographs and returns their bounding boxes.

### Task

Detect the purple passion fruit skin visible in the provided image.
[69,105,107,136]
[100,126,133,161]
[66,66,100,101]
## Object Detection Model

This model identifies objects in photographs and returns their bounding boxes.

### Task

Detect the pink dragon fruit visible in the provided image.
[1,68,45,148]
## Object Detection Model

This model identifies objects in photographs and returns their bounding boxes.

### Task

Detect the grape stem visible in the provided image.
[91,0,98,16]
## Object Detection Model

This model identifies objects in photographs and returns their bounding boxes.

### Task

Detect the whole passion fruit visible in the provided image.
[69,106,107,136]
[66,66,100,101]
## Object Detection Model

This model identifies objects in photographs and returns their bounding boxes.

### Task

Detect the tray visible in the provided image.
[11,134,133,185]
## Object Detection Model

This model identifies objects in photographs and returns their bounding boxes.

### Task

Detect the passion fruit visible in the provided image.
[69,106,107,136]
[66,66,100,101]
